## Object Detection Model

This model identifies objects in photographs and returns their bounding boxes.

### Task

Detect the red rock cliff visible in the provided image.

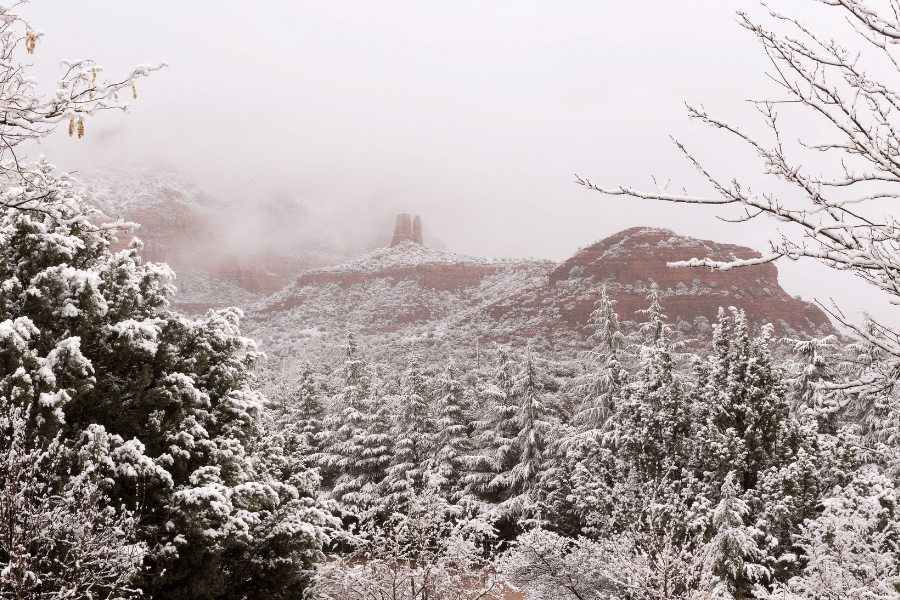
[487,227,831,336]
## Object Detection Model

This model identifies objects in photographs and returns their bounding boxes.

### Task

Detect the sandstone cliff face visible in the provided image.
[487,227,831,337]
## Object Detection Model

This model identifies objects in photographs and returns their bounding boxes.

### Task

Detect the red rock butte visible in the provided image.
[494,227,831,336]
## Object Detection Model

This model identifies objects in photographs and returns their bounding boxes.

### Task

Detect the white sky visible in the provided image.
[21,0,900,328]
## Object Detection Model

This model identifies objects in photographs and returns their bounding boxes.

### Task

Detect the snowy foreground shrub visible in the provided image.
[0,163,337,598]
[308,479,504,600]
[0,404,145,599]
[755,469,900,600]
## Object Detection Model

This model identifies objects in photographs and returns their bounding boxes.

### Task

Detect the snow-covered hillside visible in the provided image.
[78,167,216,218]
[241,244,556,373]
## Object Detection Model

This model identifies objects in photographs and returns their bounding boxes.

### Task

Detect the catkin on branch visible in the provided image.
[77,119,84,139]
[68,118,74,137]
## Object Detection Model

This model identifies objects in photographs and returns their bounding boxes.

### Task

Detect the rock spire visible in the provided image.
[413,215,423,245]
[391,213,425,247]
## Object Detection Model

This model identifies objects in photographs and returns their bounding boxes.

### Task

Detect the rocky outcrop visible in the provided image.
[413,215,423,245]
[391,213,425,246]
[486,227,831,337]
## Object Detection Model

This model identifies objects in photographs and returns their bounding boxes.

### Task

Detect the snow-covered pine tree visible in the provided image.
[428,359,473,501]
[321,331,391,514]
[542,289,628,535]
[703,472,769,600]
[292,361,326,454]
[466,345,521,502]
[614,291,691,487]
[783,336,840,418]
[574,286,629,436]
[316,332,370,493]
[383,356,435,505]
[500,348,551,516]
[262,361,327,493]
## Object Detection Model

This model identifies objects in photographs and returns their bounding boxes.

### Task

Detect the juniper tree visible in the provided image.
[691,309,823,583]
[756,469,900,600]
[0,164,337,600]
[691,309,791,494]
[0,404,146,600]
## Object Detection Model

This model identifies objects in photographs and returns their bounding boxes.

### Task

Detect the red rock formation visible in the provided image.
[413,216,424,245]
[391,213,425,247]
[486,227,831,336]
[391,214,414,246]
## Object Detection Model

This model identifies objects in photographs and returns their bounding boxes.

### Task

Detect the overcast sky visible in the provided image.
[21,0,898,327]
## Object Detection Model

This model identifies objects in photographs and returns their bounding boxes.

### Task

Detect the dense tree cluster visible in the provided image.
[260,287,899,599]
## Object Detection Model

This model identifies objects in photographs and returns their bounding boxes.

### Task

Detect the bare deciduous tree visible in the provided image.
[577,0,900,398]
[0,1,164,221]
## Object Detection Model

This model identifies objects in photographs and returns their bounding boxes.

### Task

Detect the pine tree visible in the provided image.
[263,361,326,489]
[467,345,520,501]
[293,361,326,454]
[574,286,628,435]
[502,349,550,513]
[614,292,691,486]
[321,331,391,513]
[428,359,473,500]
[703,473,768,599]
[383,356,435,505]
